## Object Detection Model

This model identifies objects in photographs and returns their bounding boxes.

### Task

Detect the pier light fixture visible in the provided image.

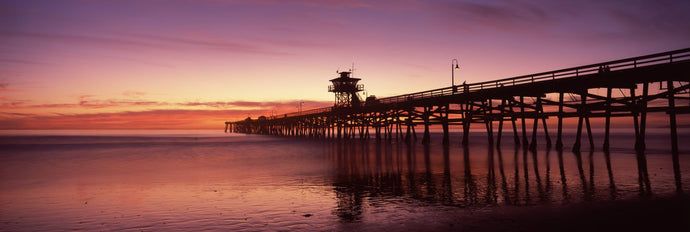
[452,59,460,93]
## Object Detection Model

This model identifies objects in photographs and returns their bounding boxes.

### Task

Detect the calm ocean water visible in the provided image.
[1,129,689,231]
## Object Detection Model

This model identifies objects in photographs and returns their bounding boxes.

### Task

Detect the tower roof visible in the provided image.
[329,71,360,82]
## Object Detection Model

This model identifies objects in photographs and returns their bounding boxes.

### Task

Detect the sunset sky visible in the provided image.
[2,0,689,129]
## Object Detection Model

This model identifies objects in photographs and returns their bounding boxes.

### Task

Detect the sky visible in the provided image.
[1,0,689,129]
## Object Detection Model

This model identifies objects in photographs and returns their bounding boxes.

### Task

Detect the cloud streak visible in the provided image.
[423,0,690,41]
[1,30,291,56]
[0,58,48,65]
[131,34,288,55]
[1,94,331,111]
[194,0,377,8]
[0,30,169,50]
[0,95,333,129]
[0,108,294,129]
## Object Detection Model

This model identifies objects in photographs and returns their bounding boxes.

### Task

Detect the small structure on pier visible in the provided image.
[328,71,364,108]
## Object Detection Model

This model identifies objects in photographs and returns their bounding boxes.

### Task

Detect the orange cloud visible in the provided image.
[0,110,247,129]
[0,99,333,129]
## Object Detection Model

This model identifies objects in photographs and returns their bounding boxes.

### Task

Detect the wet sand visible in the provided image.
[364,195,690,232]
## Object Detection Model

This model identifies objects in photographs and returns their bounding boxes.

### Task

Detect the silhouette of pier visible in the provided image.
[226,48,690,153]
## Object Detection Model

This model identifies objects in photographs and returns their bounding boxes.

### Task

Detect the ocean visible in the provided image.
[1,130,689,231]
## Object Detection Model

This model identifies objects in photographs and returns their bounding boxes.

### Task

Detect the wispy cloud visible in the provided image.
[193,0,377,8]
[427,0,690,40]
[0,109,284,129]
[0,30,169,50]
[0,58,48,65]
[177,100,330,109]
[1,30,289,56]
[603,1,690,39]
[0,94,333,128]
[0,100,28,108]
[0,112,35,117]
[131,34,288,55]
[1,94,331,111]
[428,0,554,33]
[122,91,147,97]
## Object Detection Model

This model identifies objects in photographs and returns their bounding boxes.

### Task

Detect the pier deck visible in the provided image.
[226,48,690,153]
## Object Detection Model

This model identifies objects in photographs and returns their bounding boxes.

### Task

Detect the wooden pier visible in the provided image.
[226,48,690,152]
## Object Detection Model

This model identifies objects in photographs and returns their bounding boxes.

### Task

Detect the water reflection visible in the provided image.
[328,140,688,222]
[636,149,652,197]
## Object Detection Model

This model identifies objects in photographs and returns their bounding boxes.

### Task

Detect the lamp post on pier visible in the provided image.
[452,59,460,93]
[299,101,304,114]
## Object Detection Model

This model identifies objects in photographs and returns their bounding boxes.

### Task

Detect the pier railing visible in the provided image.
[274,48,690,118]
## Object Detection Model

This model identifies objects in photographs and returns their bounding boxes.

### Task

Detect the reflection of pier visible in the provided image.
[227,48,690,155]
[326,141,682,221]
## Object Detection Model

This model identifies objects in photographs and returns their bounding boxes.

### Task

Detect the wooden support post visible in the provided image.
[365,117,370,140]
[295,121,300,137]
[540,109,552,148]
[387,121,393,141]
[631,87,641,152]
[423,106,431,145]
[389,118,395,141]
[585,115,594,149]
[405,117,412,143]
[603,87,612,151]
[510,100,520,146]
[529,97,540,151]
[396,116,402,141]
[556,92,564,150]
[399,115,404,141]
[573,90,586,152]
[337,123,342,139]
[362,116,366,139]
[460,102,467,145]
[359,122,365,140]
[636,82,649,151]
[344,123,349,139]
[301,119,309,137]
[375,118,381,141]
[391,115,397,141]
[384,123,389,141]
[497,99,506,148]
[458,103,464,144]
[442,105,450,145]
[462,103,472,146]
[486,99,494,145]
[668,81,682,193]
[520,96,528,147]
[364,121,371,139]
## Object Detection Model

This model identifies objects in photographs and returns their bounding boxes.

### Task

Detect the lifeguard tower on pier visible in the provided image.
[328,71,364,108]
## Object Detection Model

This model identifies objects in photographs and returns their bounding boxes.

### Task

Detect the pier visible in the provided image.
[226,48,690,153]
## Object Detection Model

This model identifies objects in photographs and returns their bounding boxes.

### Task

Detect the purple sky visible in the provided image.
[1,0,689,128]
